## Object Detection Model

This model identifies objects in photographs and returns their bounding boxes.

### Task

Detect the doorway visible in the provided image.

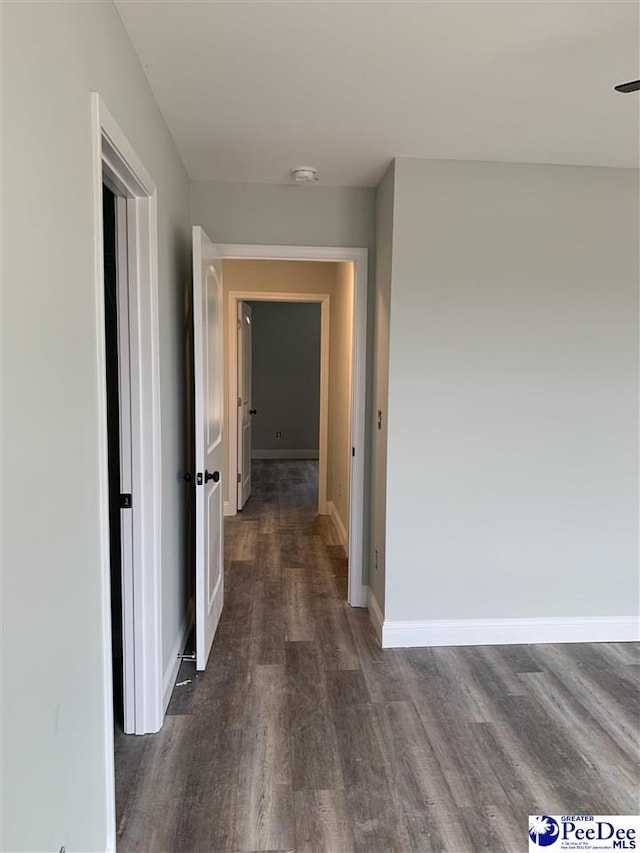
[236,295,329,515]
[102,184,127,730]
[219,248,368,609]
[241,301,323,511]
[93,93,164,754]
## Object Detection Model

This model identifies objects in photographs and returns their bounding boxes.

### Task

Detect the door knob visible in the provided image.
[205,470,220,483]
[249,408,257,415]
[182,472,193,483]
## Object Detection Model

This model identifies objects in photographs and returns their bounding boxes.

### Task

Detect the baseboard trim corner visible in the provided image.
[326,500,348,550]
[162,600,194,714]
[380,615,640,650]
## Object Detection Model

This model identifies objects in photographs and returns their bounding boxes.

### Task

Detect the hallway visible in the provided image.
[116,461,639,853]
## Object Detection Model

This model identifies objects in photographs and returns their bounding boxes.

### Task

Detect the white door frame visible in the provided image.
[229,292,331,515]
[217,244,368,609]
[92,90,164,776]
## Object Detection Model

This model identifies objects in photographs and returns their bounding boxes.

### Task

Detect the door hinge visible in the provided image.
[120,493,132,509]
[352,447,355,457]
[237,473,241,483]
[237,396,242,407]
[237,318,241,329]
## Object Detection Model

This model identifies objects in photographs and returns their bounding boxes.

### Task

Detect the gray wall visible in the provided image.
[382,158,639,622]
[250,302,321,453]
[191,181,376,249]
[1,4,191,850]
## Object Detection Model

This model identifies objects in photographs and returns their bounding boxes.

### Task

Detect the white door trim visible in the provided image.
[92,90,164,775]
[216,244,368,609]
[229,292,330,516]
[236,301,254,510]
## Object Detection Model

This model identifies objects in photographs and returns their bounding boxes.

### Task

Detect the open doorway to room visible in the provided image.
[221,254,365,607]
[237,297,327,511]
[240,300,323,507]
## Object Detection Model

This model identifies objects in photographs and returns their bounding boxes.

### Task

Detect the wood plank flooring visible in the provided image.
[116,460,640,853]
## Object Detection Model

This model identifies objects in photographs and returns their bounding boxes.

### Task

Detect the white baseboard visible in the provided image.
[252,449,319,460]
[162,600,193,714]
[223,500,236,517]
[367,587,384,642]
[326,500,348,550]
[380,615,640,649]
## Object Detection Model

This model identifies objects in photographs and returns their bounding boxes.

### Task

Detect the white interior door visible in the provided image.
[237,301,253,510]
[192,226,224,671]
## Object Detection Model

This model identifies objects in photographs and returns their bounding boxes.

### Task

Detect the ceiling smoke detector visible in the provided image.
[291,166,319,184]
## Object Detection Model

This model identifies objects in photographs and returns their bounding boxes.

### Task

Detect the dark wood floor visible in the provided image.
[115,460,640,853]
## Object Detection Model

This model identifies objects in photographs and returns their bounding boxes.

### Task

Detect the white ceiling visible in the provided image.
[116,0,639,187]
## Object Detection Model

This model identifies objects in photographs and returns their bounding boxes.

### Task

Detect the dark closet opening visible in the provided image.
[103,184,124,730]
